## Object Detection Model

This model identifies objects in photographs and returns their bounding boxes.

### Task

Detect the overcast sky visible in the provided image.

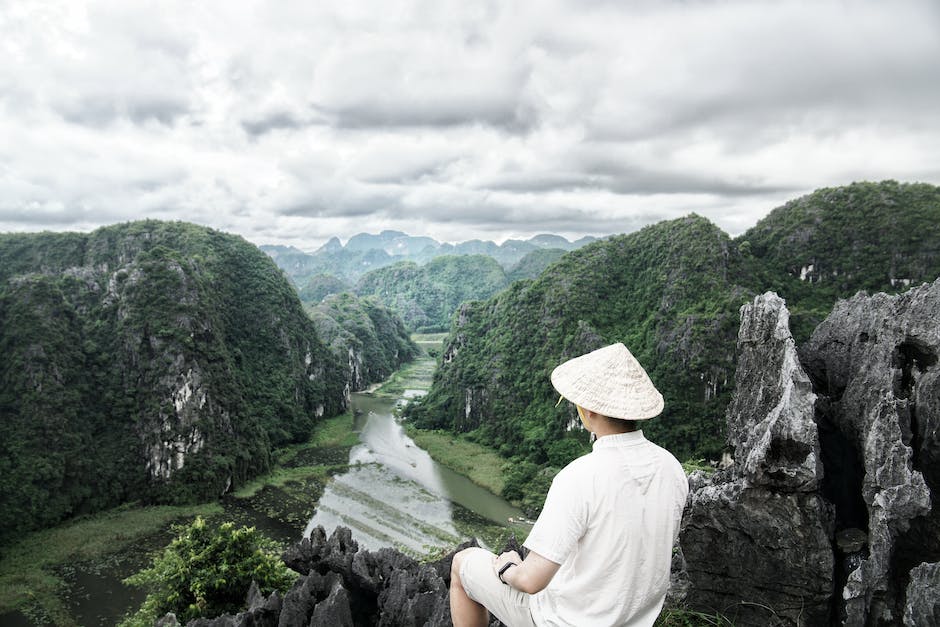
[2,0,938,249]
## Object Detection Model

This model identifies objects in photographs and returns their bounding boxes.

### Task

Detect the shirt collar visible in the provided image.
[592,430,646,450]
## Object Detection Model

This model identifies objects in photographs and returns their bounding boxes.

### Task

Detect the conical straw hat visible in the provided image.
[550,343,663,420]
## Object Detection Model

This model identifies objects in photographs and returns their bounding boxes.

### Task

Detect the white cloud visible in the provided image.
[1,0,938,246]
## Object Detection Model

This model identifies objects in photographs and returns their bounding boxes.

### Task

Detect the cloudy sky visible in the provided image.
[1,0,938,249]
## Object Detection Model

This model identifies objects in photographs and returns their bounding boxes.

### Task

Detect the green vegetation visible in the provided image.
[739,180,940,341]
[375,356,437,398]
[307,292,419,388]
[297,272,350,302]
[0,220,349,546]
[654,607,735,626]
[403,426,508,495]
[233,411,357,498]
[0,502,222,625]
[506,247,568,282]
[354,255,510,332]
[407,181,940,516]
[120,518,295,626]
[681,459,717,475]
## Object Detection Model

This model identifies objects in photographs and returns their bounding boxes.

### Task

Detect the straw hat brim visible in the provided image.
[550,343,664,421]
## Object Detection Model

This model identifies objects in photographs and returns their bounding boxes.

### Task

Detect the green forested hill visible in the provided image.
[307,292,419,389]
[0,221,349,546]
[506,248,569,282]
[738,180,940,339]
[407,181,940,514]
[408,215,750,464]
[354,255,509,332]
[298,273,351,303]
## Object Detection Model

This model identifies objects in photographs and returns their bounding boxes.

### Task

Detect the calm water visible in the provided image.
[305,390,523,554]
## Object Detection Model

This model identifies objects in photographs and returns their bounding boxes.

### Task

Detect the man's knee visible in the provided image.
[451,547,474,586]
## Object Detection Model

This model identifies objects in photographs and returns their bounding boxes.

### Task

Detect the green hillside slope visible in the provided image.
[739,180,940,339]
[355,255,509,332]
[307,292,419,390]
[408,215,750,463]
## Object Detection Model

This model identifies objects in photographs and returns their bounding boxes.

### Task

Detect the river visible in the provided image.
[305,387,524,555]
[33,357,522,626]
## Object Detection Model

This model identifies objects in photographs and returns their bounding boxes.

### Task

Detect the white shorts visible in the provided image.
[459,547,537,627]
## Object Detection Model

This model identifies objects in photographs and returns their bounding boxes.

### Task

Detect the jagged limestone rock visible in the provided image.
[681,293,833,626]
[726,292,820,491]
[801,278,940,626]
[903,562,940,626]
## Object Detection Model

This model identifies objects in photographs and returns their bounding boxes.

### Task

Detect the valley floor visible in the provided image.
[0,337,517,627]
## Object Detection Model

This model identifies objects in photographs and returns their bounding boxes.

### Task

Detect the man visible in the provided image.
[449,343,689,627]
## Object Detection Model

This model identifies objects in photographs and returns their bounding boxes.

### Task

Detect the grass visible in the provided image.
[682,458,718,475]
[403,425,508,496]
[0,502,222,626]
[274,410,358,465]
[655,607,735,626]
[231,465,337,499]
[307,410,359,448]
[412,332,448,344]
[375,357,436,398]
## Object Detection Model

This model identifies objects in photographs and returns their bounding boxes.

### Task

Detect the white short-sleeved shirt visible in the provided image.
[523,430,689,627]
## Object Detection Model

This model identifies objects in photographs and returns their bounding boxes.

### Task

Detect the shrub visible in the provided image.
[120,517,296,625]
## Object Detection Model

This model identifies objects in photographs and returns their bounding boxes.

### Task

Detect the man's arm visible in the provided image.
[493,549,561,594]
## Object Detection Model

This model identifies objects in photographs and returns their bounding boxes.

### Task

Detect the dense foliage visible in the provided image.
[407,181,940,514]
[307,292,419,388]
[354,255,510,332]
[121,517,295,625]
[739,180,940,340]
[297,273,350,303]
[0,221,349,546]
[506,248,569,282]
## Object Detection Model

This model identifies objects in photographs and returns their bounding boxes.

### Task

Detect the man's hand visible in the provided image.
[491,549,560,594]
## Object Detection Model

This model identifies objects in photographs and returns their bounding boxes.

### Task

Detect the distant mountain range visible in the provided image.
[261,231,597,285]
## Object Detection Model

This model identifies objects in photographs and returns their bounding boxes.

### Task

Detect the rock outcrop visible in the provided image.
[680,293,834,626]
[162,526,523,627]
[801,279,940,625]
[682,279,940,626]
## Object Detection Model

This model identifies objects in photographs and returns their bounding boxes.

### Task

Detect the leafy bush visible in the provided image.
[121,517,296,626]
[501,460,539,502]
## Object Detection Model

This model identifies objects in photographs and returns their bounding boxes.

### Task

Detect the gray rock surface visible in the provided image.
[903,562,940,626]
[681,292,834,626]
[801,279,940,625]
[726,292,821,491]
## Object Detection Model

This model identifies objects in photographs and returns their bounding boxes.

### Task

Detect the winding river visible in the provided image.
[306,388,523,554]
